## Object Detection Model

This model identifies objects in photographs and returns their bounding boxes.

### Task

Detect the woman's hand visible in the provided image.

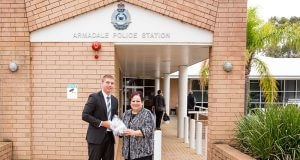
[123,129,136,137]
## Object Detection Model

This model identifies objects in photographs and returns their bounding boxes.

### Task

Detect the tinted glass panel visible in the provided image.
[126,79,143,86]
[250,92,260,102]
[203,91,208,102]
[297,92,300,99]
[126,78,134,86]
[144,79,155,86]
[144,87,155,98]
[285,92,296,101]
[135,79,143,86]
[126,88,133,102]
[285,80,296,91]
[298,80,300,91]
[277,80,284,91]
[192,80,201,90]
[250,80,260,91]
[276,92,283,102]
[193,91,202,102]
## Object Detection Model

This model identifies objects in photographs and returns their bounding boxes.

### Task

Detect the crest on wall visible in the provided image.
[111,3,131,30]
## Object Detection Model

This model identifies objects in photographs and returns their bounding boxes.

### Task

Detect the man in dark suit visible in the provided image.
[187,91,196,118]
[82,75,118,160]
[153,90,165,130]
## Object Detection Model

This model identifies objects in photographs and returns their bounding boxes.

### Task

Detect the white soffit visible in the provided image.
[30,2,213,43]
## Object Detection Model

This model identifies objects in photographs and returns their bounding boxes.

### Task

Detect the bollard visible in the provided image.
[154,130,162,160]
[189,119,195,149]
[196,122,202,155]
[205,126,208,160]
[184,117,189,143]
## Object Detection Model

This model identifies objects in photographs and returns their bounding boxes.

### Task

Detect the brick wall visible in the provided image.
[212,144,255,160]
[29,42,116,159]
[0,0,32,159]
[208,0,247,159]
[0,142,13,160]
[0,0,248,159]
[24,0,217,32]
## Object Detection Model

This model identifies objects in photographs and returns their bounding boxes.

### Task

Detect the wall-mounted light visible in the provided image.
[8,62,18,72]
[223,61,232,72]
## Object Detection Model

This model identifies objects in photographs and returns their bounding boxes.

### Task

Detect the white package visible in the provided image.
[110,115,127,136]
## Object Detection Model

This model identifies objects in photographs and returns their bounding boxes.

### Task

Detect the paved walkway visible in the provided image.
[116,116,206,160]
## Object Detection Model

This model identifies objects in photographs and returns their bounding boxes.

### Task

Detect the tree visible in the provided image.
[199,59,209,89]
[263,16,300,58]
[245,7,279,112]
[200,8,300,114]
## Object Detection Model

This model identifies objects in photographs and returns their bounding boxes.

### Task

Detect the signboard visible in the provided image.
[67,84,78,99]
[30,2,213,43]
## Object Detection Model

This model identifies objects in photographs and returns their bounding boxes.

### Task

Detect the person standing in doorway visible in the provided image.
[82,75,118,160]
[153,90,165,130]
[187,91,196,117]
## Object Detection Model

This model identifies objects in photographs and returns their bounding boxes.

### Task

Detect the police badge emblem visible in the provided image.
[111,3,131,30]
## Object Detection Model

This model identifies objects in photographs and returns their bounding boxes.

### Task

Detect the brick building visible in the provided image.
[0,0,247,159]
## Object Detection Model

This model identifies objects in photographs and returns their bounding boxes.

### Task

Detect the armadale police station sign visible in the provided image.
[30,2,212,43]
[72,32,170,39]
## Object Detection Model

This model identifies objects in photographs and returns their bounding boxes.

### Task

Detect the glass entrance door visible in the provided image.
[124,87,144,111]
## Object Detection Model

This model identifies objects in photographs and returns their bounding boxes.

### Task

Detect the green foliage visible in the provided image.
[252,58,278,103]
[247,7,264,54]
[245,7,279,107]
[264,16,300,58]
[199,60,209,88]
[247,8,280,56]
[236,104,300,160]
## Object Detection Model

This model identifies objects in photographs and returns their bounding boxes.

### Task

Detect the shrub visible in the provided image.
[235,104,300,160]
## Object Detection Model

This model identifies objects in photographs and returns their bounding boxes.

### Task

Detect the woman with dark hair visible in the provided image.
[122,91,155,160]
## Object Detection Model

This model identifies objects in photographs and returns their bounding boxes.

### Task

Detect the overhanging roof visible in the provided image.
[177,56,300,80]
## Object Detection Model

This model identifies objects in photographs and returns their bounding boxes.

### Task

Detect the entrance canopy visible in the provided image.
[116,44,209,78]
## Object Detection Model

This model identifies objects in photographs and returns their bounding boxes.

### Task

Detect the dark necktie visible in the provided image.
[107,96,111,120]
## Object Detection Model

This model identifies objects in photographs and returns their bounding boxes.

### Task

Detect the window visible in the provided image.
[192,80,201,90]
[250,92,260,102]
[191,80,208,107]
[249,79,300,108]
[193,91,202,102]
[144,79,155,86]
[125,78,143,86]
[276,92,284,103]
[285,80,296,91]
[250,80,260,91]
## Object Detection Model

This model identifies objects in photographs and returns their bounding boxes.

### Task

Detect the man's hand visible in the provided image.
[101,121,111,128]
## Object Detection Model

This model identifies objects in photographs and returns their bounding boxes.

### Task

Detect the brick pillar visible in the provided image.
[207,0,247,159]
[0,0,32,159]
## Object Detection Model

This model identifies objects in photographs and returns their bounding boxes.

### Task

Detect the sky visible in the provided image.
[247,0,300,21]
